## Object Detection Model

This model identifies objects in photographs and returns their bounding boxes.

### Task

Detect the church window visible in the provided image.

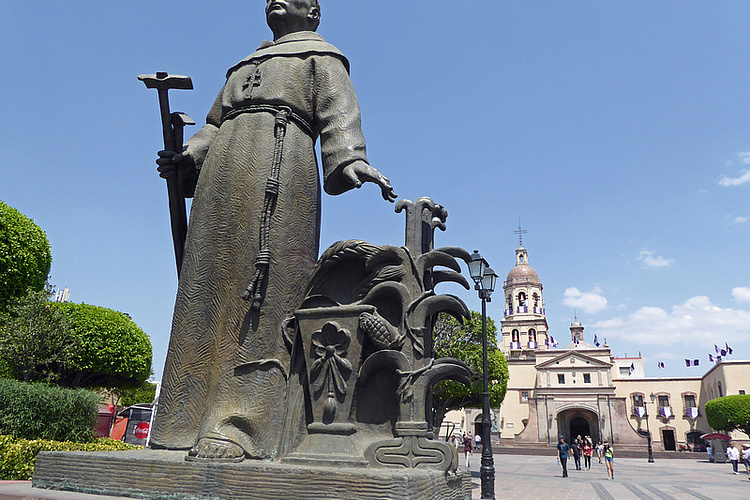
[632,394,644,407]
[512,330,519,342]
[532,293,539,308]
[517,292,527,305]
[583,373,591,384]
[717,381,723,397]
[520,391,529,403]
[619,367,630,376]
[529,329,536,342]
[658,395,670,407]
[683,394,696,408]
[507,296,512,310]
[557,374,565,384]
[740,390,746,395]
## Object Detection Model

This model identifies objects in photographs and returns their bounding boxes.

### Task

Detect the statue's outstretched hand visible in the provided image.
[342,161,397,203]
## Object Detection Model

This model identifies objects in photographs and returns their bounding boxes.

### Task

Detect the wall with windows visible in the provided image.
[614,377,709,451]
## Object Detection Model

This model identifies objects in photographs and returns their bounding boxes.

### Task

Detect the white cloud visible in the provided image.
[592,295,750,347]
[735,216,749,224]
[638,250,674,268]
[732,287,750,303]
[718,152,750,186]
[563,287,608,314]
[719,170,750,187]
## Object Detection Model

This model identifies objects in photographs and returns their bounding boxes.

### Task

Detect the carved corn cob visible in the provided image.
[359,311,403,350]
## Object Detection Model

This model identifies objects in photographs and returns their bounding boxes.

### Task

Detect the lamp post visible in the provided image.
[645,392,655,463]
[468,250,498,500]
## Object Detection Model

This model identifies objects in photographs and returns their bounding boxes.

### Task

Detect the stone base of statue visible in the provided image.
[32,449,471,500]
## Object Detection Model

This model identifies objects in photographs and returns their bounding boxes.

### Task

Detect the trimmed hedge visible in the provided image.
[0,435,140,480]
[53,303,152,389]
[0,378,100,442]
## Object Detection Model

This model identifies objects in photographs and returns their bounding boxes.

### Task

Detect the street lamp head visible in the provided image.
[650,392,656,402]
[468,250,488,284]
[481,267,498,295]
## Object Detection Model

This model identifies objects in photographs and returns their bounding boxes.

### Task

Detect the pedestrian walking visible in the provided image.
[464,433,473,467]
[727,442,740,475]
[475,432,481,453]
[742,445,750,474]
[583,440,593,470]
[571,436,582,470]
[596,440,604,464]
[604,444,614,479]
[557,437,570,478]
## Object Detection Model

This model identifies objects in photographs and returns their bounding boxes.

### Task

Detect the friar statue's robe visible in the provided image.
[150,31,369,459]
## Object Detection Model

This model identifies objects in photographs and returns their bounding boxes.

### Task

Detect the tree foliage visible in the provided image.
[431,311,509,433]
[116,380,158,407]
[54,303,152,389]
[0,201,52,310]
[0,288,75,384]
[0,291,152,390]
[705,394,750,438]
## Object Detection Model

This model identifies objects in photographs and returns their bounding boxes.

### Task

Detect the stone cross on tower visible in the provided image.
[513,219,527,247]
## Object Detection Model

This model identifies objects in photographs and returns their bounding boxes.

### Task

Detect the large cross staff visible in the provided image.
[138,72,195,276]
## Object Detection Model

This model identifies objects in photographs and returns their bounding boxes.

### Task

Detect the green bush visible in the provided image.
[54,303,152,389]
[0,201,52,310]
[705,394,750,438]
[0,435,140,480]
[0,379,100,442]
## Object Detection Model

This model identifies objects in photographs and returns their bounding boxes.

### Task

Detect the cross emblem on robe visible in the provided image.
[242,65,262,97]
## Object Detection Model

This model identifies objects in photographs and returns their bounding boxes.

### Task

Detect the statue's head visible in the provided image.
[266,0,321,38]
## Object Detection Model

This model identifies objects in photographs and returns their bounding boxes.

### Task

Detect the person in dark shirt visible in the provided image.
[557,437,570,477]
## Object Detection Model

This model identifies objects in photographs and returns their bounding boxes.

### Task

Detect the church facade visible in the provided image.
[446,245,750,451]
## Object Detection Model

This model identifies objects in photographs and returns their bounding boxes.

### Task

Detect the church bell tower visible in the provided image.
[499,228,549,358]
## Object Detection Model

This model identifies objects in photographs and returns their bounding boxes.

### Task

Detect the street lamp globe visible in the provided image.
[480,267,498,296]
[468,250,488,285]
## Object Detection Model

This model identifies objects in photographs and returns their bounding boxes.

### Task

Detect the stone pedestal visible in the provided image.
[32,450,471,500]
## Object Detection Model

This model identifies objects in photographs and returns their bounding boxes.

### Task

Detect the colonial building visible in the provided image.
[446,244,750,451]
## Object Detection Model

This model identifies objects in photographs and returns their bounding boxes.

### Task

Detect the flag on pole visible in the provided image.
[593,334,599,347]
[720,349,727,357]
[657,362,665,369]
[717,356,722,362]
[629,363,635,375]
[726,343,733,355]
[685,359,691,367]
[715,345,720,354]
[709,354,714,362]
[693,359,699,366]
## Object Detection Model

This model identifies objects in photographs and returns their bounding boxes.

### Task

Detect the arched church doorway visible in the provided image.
[556,408,600,444]
[570,416,590,441]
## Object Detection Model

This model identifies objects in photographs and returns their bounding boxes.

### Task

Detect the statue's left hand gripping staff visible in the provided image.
[139,72,195,276]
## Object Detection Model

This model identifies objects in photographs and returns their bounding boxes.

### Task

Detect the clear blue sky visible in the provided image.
[3,1,750,380]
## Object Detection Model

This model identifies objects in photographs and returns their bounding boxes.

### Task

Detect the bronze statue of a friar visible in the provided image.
[151,0,396,461]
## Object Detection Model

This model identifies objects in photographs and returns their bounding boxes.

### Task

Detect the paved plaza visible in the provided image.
[1,453,748,500]
[464,452,749,499]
